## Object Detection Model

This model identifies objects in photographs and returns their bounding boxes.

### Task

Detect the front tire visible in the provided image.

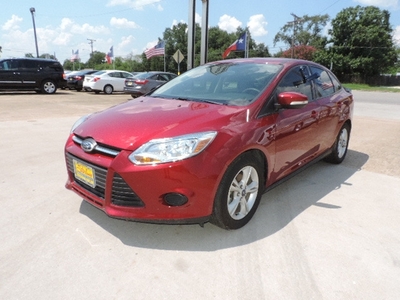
[41,80,57,94]
[211,152,264,230]
[325,123,350,164]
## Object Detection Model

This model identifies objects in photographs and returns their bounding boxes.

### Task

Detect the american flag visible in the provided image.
[70,49,79,62]
[145,40,165,59]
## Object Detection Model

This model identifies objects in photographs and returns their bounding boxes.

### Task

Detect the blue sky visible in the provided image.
[1,0,399,63]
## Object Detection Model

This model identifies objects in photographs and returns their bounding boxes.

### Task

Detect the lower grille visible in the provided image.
[112,174,144,207]
[66,153,144,207]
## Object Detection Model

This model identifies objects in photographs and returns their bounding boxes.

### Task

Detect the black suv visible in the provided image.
[0,58,67,94]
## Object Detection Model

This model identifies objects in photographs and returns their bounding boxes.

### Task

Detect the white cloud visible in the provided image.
[60,18,74,31]
[2,15,23,31]
[354,0,398,8]
[53,32,73,46]
[247,14,268,37]
[171,13,201,27]
[110,17,139,29]
[394,25,400,46]
[119,35,136,48]
[107,0,162,10]
[70,23,110,35]
[218,14,242,33]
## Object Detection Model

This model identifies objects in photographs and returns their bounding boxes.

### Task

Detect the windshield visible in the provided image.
[150,62,282,106]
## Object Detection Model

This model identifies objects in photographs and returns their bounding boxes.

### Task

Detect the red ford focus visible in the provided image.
[65,58,353,229]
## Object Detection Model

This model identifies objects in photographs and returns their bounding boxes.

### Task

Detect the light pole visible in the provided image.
[30,7,39,58]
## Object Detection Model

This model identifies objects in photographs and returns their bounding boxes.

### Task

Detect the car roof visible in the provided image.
[0,57,60,63]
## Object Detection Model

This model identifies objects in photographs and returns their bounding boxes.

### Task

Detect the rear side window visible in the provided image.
[108,72,121,78]
[310,66,335,98]
[20,60,40,70]
[46,62,63,72]
[328,72,342,92]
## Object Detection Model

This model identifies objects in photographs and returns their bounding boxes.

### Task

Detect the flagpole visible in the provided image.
[245,31,248,58]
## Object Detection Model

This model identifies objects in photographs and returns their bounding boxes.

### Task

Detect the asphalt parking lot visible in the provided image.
[0,90,399,300]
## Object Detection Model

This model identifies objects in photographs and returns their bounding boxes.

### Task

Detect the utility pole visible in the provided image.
[288,13,303,59]
[87,38,96,55]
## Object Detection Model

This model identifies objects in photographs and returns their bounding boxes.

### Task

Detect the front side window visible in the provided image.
[0,60,18,71]
[276,66,313,101]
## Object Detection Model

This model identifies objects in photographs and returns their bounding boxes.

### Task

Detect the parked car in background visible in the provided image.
[67,70,99,91]
[83,70,133,94]
[65,58,353,229]
[124,71,177,97]
[0,58,66,94]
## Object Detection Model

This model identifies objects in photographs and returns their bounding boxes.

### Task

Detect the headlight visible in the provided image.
[70,114,91,133]
[129,131,217,165]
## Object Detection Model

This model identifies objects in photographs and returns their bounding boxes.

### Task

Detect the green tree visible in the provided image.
[86,51,106,69]
[328,5,397,76]
[274,14,330,58]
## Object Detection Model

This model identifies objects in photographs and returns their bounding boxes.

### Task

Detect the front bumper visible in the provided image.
[64,135,218,223]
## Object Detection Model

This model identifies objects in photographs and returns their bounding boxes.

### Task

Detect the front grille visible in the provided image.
[66,153,107,199]
[66,153,144,207]
[72,135,120,157]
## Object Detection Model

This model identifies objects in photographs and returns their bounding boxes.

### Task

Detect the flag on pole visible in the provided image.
[70,49,80,62]
[105,46,114,64]
[145,40,165,59]
[222,32,247,59]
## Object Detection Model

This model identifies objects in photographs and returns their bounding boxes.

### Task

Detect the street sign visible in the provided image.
[173,50,184,64]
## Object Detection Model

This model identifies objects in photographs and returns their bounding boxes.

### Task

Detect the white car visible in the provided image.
[83,70,133,94]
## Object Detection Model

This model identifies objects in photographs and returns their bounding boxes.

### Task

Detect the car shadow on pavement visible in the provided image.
[79,149,369,251]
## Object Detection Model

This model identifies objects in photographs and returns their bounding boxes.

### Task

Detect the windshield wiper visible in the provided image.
[195,99,226,105]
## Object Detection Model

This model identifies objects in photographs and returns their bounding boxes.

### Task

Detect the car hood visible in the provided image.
[73,97,247,150]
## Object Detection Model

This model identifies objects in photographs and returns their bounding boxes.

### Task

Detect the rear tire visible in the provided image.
[324,123,350,164]
[104,85,113,94]
[211,152,264,230]
[41,80,57,94]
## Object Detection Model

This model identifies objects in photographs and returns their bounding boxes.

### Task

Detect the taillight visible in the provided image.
[135,79,148,84]
[63,73,67,79]
[93,77,101,82]
[75,76,83,80]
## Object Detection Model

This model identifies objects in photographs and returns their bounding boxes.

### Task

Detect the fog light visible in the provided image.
[164,193,188,206]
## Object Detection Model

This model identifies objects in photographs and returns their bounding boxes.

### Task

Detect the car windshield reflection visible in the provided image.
[150,62,283,106]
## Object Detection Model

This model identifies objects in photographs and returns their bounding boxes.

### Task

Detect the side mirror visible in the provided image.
[276,92,308,109]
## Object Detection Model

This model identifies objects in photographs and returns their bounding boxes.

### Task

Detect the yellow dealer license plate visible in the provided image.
[73,159,96,188]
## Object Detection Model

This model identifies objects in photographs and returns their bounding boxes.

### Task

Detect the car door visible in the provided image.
[114,72,132,91]
[309,66,348,150]
[0,59,21,89]
[273,65,321,181]
[18,59,40,89]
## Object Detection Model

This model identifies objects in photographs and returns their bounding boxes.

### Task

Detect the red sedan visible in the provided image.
[65,58,353,229]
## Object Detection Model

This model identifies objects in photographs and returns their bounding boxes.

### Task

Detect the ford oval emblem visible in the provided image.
[81,138,97,153]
